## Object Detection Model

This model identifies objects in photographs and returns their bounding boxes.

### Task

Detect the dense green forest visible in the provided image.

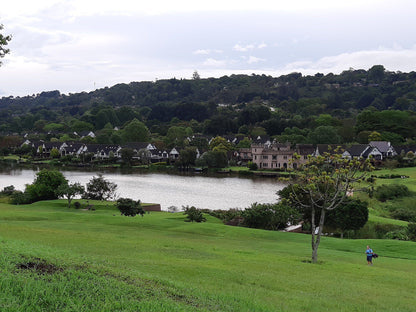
[1,65,416,147]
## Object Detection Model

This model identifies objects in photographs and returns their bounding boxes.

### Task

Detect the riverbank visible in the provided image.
[0,157,295,180]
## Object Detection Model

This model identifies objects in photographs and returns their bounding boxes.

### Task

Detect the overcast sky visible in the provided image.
[1,0,416,96]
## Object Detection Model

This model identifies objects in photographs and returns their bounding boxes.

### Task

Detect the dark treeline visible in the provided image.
[1,65,416,146]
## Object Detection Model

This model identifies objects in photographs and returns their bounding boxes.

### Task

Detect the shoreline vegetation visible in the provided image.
[0,156,297,179]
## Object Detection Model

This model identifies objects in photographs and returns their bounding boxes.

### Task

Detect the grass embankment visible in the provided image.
[364,167,416,222]
[0,200,416,311]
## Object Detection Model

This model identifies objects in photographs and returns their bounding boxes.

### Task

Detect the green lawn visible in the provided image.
[0,200,415,311]
[372,167,416,192]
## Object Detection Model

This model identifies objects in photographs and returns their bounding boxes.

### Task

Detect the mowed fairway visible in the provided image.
[0,200,415,311]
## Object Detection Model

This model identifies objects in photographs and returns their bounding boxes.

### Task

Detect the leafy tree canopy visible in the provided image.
[121,118,150,143]
[283,151,372,263]
[116,198,144,217]
[26,169,68,202]
[83,174,117,201]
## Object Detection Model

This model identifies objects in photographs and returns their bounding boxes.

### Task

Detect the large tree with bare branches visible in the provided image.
[285,150,372,263]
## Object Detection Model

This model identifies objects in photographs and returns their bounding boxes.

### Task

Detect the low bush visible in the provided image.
[206,208,242,223]
[375,223,406,239]
[1,185,15,196]
[10,191,33,205]
[74,201,81,209]
[375,174,409,179]
[183,206,206,222]
[247,161,258,170]
[355,223,406,239]
[242,202,301,231]
[116,198,144,217]
[407,223,416,241]
[390,208,416,222]
[384,228,409,240]
[374,184,411,202]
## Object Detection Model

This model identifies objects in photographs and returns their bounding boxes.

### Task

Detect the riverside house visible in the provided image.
[251,142,314,170]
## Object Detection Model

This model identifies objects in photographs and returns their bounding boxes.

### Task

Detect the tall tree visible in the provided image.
[83,174,117,201]
[285,150,372,263]
[121,118,150,142]
[26,169,68,201]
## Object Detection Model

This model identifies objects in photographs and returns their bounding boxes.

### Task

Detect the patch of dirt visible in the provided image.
[16,258,63,275]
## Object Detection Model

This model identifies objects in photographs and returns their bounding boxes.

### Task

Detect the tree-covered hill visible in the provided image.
[1,65,416,145]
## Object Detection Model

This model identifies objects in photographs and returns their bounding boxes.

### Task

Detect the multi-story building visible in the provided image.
[251,142,314,170]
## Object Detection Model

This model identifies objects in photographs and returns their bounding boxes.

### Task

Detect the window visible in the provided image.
[272,155,277,160]
[263,155,268,159]
[263,163,268,167]
[283,155,288,159]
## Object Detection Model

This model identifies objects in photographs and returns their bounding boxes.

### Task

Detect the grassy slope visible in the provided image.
[1,200,416,311]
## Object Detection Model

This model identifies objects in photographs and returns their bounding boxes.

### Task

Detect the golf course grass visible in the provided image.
[0,199,415,311]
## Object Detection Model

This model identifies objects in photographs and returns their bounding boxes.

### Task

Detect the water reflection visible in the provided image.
[0,168,285,210]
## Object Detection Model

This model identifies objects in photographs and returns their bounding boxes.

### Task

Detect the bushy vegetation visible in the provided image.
[0,185,15,196]
[183,206,206,222]
[83,174,117,201]
[205,208,242,224]
[7,169,68,205]
[374,184,411,202]
[116,198,144,217]
[26,169,68,202]
[407,222,416,241]
[390,207,416,222]
[325,199,369,237]
[242,202,301,231]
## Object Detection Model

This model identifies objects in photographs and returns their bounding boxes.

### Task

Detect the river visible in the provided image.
[0,168,285,210]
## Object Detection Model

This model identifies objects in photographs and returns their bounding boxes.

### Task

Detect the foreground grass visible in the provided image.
[0,200,416,311]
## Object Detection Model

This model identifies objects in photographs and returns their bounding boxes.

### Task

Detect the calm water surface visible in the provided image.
[0,168,285,210]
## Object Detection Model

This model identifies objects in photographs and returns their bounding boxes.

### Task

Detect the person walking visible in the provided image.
[366,245,374,265]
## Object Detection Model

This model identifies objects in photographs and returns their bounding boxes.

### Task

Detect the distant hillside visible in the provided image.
[1,65,416,144]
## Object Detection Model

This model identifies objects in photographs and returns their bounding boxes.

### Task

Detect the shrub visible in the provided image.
[376,174,409,179]
[116,198,144,217]
[325,198,369,237]
[167,206,179,213]
[248,161,258,170]
[74,201,81,209]
[183,206,206,222]
[10,191,32,205]
[242,202,301,231]
[407,223,416,241]
[384,228,409,240]
[374,184,411,202]
[390,208,416,222]
[0,185,15,196]
[375,223,405,239]
[207,208,242,223]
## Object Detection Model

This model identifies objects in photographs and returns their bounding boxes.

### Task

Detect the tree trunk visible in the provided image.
[311,207,317,263]
[311,208,326,263]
